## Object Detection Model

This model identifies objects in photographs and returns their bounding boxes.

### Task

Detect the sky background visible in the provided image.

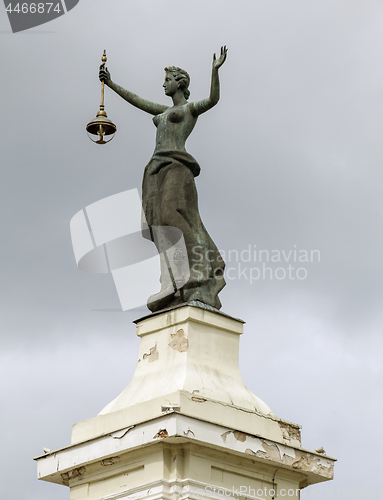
[1,1,382,499]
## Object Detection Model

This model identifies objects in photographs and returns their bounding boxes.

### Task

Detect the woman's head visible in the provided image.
[164,66,190,100]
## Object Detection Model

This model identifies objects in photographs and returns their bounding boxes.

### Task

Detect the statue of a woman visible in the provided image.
[99,47,228,313]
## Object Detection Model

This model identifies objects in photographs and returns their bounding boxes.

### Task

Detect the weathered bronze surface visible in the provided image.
[87,51,117,144]
[99,47,228,312]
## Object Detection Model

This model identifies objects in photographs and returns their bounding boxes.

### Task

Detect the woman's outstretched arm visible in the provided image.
[100,66,168,116]
[190,46,228,117]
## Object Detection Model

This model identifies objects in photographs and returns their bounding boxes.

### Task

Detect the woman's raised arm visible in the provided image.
[190,46,227,117]
[99,66,168,116]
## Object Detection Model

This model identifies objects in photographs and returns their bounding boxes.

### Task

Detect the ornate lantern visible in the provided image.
[86,50,117,144]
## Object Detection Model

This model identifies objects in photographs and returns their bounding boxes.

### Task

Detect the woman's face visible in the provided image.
[163,72,178,96]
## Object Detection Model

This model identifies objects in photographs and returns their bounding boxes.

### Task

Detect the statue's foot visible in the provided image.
[182,285,222,310]
[147,285,177,312]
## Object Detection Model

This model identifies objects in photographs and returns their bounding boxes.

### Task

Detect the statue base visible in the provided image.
[35,302,335,499]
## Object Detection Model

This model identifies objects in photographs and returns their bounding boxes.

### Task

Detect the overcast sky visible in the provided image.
[1,1,382,499]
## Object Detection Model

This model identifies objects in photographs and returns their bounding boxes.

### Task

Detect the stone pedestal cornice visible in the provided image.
[35,304,335,499]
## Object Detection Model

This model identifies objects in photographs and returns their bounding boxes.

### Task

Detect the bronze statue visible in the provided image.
[99,47,228,312]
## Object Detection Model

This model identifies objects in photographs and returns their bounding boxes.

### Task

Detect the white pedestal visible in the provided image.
[35,303,335,500]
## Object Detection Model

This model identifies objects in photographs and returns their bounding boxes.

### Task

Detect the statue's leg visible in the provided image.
[146,225,184,312]
[157,163,226,309]
[143,159,182,312]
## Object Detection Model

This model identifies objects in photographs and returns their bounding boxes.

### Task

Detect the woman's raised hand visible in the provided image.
[99,65,111,84]
[213,46,228,70]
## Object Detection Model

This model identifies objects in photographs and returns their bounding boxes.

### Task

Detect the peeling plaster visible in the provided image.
[191,396,207,403]
[245,446,265,456]
[222,430,266,455]
[101,456,121,466]
[233,431,247,442]
[143,344,159,362]
[183,428,195,438]
[221,430,260,444]
[292,455,311,470]
[278,421,301,443]
[169,329,189,352]
[276,443,296,460]
[61,466,86,484]
[221,431,230,443]
[110,426,134,439]
[221,430,333,480]
[154,429,168,439]
[318,457,332,468]
[241,439,266,455]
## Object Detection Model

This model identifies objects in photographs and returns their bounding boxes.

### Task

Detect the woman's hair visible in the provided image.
[164,66,190,100]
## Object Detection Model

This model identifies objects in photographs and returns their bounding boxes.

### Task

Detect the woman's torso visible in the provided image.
[153,102,197,154]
